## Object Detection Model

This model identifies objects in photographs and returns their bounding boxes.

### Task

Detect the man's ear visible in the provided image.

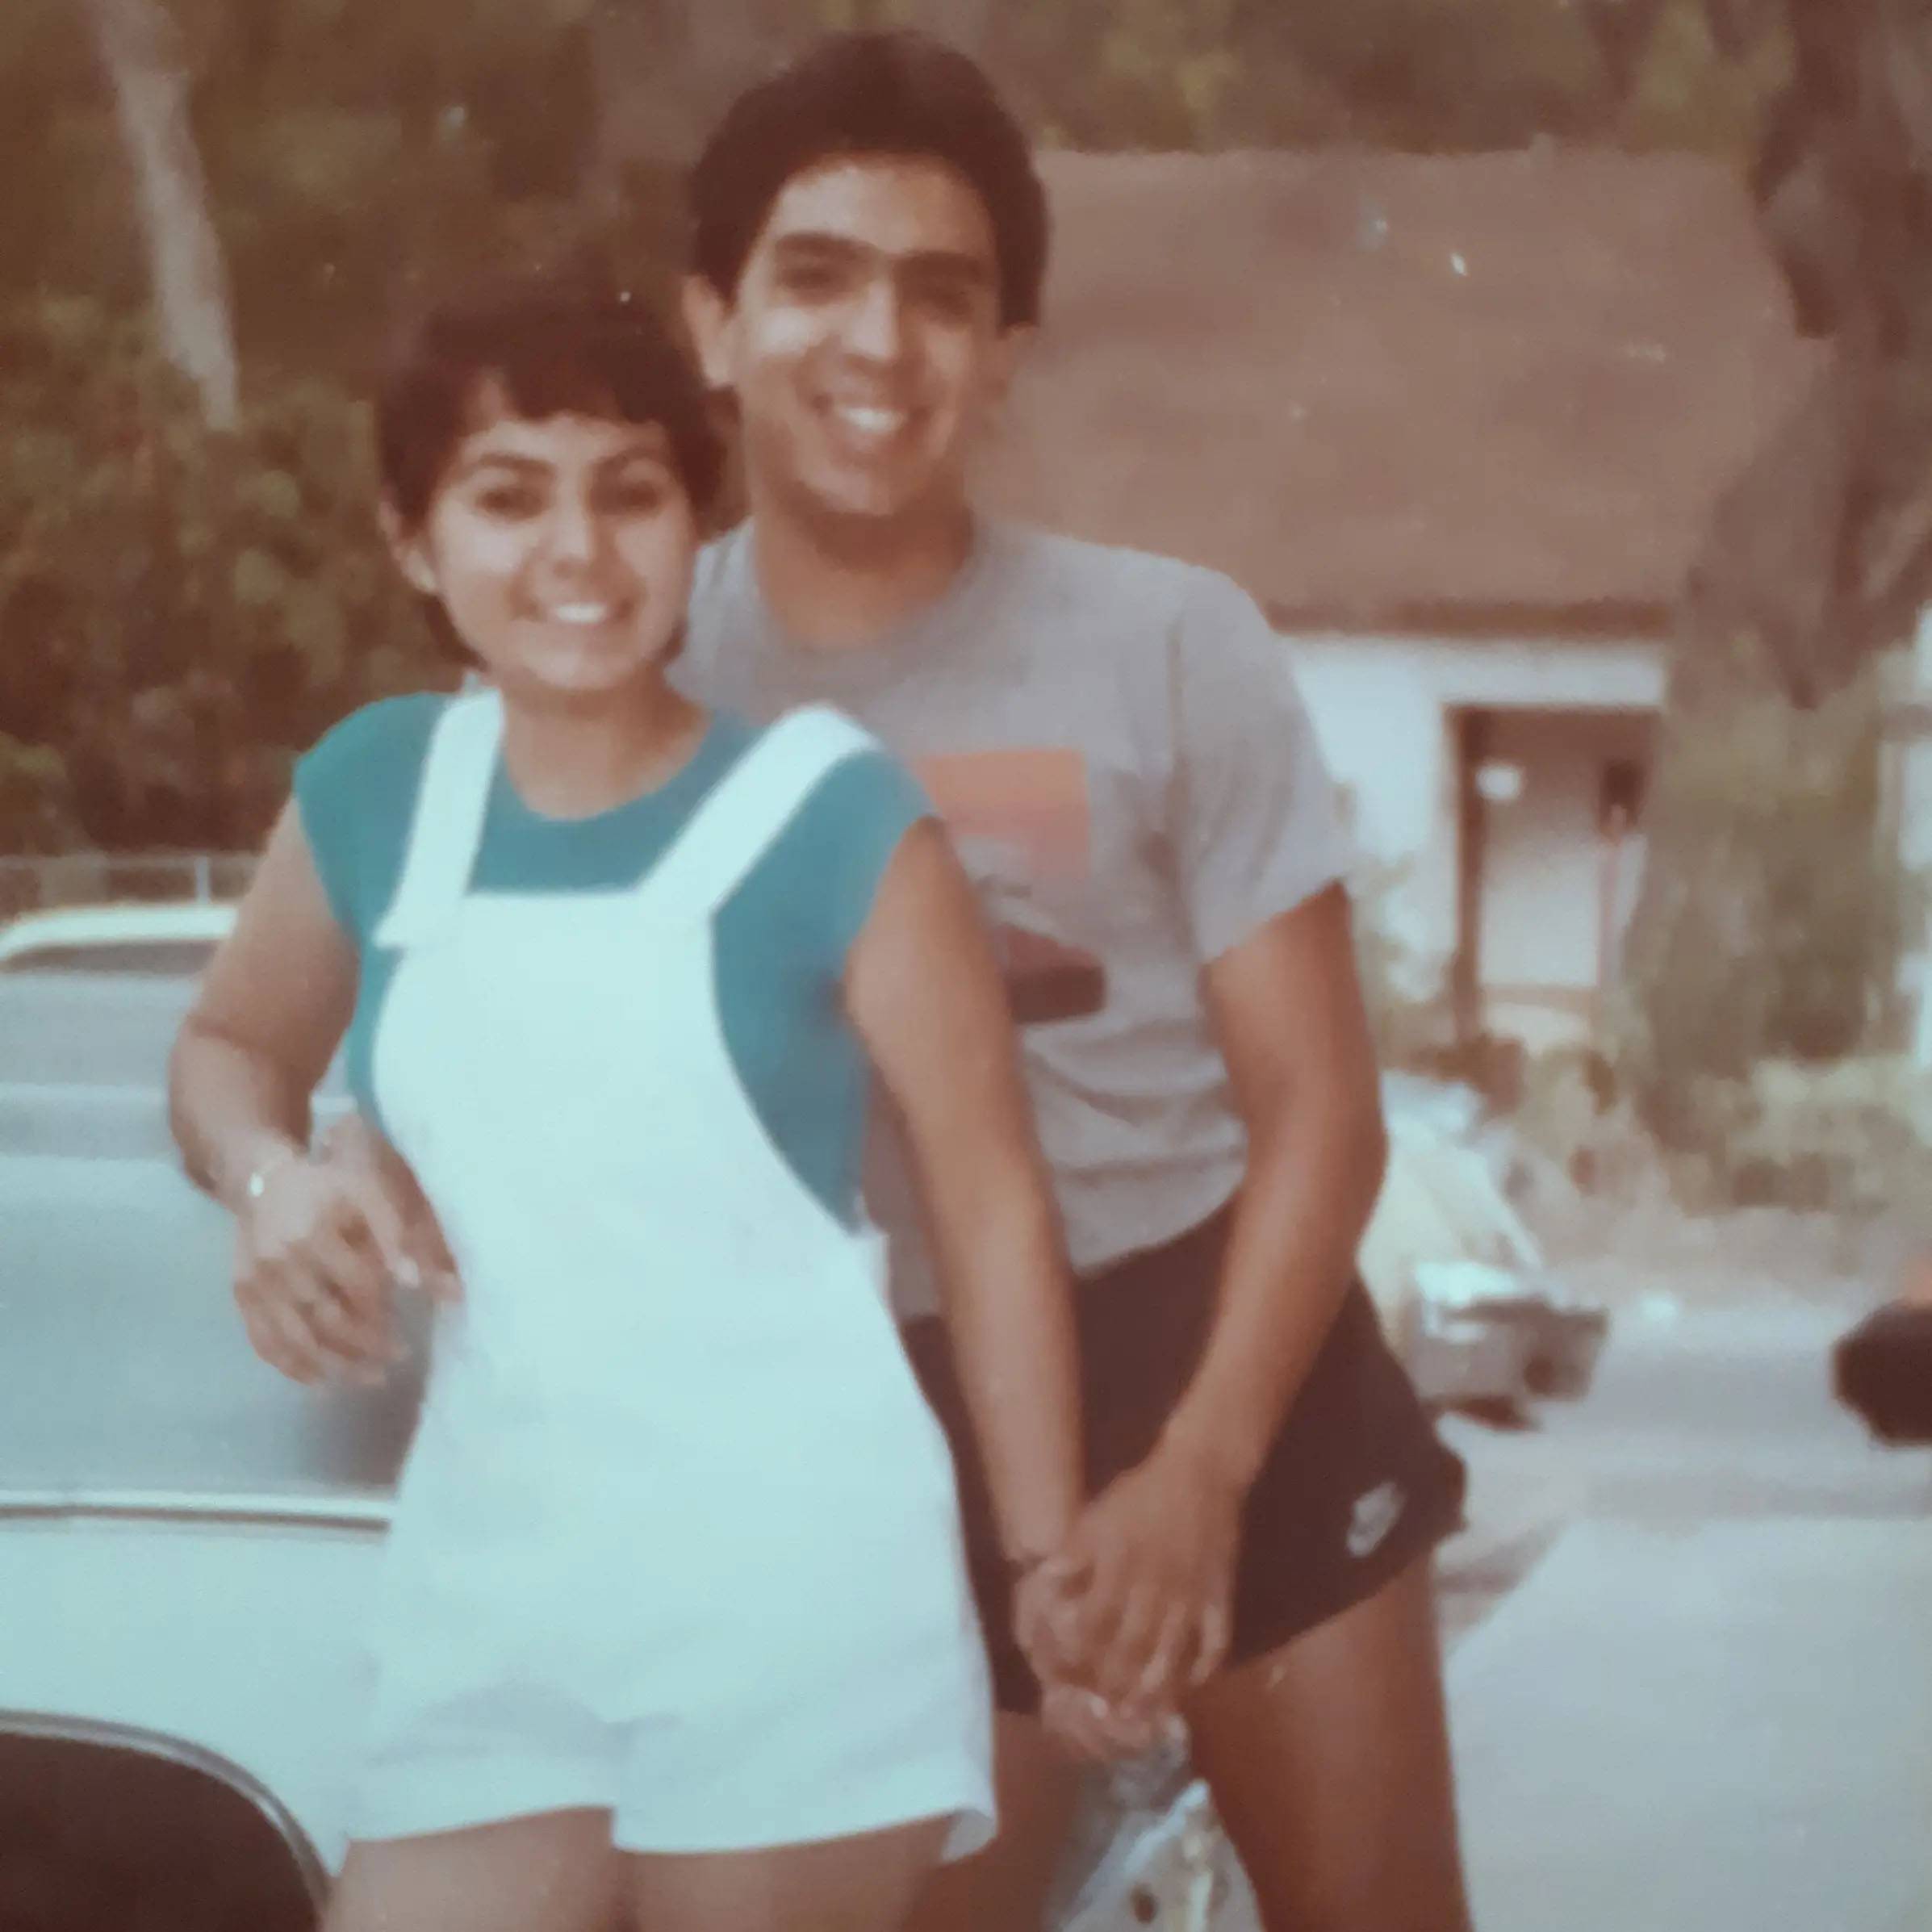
[379,497,439,598]
[682,274,735,391]
[985,322,1034,410]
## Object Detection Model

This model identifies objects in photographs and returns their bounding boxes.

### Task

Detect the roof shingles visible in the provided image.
[979,148,1825,629]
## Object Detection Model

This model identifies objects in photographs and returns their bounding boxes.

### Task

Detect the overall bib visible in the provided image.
[345,692,993,1856]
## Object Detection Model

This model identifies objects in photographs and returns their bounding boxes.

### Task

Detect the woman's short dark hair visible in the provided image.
[689,31,1048,330]
[376,274,726,530]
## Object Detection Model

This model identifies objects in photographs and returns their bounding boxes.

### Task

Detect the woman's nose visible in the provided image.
[543,492,604,563]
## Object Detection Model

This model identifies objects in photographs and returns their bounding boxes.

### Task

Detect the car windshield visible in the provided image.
[2,1151,421,1503]
[2,936,381,1505]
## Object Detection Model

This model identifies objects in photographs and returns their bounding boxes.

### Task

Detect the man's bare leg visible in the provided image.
[1186,1557,1473,1932]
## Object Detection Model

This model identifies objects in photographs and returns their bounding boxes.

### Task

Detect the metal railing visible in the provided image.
[0,853,257,922]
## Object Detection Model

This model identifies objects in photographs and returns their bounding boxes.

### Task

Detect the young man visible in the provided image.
[676,31,1475,1932]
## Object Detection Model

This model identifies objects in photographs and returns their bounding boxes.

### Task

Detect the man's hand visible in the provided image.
[1014,1561,1177,1761]
[232,1114,459,1386]
[1047,1433,1243,1717]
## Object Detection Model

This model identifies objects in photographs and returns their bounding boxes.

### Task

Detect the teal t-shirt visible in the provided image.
[293,693,930,1227]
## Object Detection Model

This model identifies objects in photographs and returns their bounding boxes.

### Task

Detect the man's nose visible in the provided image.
[844,274,907,362]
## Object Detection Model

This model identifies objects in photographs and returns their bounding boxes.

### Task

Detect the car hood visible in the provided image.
[0,1512,385,1873]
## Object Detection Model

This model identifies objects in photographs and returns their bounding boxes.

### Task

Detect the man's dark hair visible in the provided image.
[376,272,726,530]
[689,31,1048,329]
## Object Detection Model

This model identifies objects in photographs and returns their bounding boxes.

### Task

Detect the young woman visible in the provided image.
[167,278,1094,1932]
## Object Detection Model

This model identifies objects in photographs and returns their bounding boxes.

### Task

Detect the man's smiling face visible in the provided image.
[687,154,1023,534]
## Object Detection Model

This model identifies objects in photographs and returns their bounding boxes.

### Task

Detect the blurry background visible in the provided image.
[6,0,1932,1202]
[6,5,1932,1929]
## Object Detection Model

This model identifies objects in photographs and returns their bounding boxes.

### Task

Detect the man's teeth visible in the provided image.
[835,404,908,436]
[548,604,613,624]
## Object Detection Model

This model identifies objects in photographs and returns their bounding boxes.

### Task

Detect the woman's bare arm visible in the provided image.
[169,802,355,1208]
[843,819,1083,1569]
[170,803,453,1381]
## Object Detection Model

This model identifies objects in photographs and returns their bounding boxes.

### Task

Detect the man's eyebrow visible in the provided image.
[769,231,993,282]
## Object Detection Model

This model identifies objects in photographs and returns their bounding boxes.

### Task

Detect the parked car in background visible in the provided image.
[1361,1133,1537,1415]
[1395,1123,1611,1401]
[1367,1079,1611,1419]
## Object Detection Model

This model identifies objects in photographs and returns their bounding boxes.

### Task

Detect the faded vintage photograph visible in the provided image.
[3,5,1930,1930]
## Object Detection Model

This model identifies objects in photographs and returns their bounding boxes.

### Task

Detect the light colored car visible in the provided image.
[0,897,373,1914]
[0,899,239,976]
[0,903,241,1166]
[0,1146,412,1921]
[0,901,358,1165]
[1392,1122,1610,1403]
[1359,1137,1538,1413]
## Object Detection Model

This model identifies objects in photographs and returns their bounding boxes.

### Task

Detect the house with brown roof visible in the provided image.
[981,146,1823,1049]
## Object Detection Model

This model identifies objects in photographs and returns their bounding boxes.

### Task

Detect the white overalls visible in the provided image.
[345,692,993,1856]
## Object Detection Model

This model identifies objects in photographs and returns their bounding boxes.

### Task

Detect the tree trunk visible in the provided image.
[83,0,238,431]
[1615,0,1932,1127]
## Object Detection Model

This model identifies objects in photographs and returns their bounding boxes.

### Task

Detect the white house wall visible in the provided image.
[1287,630,1667,1000]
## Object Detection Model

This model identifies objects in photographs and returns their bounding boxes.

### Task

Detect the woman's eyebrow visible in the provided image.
[446,450,553,483]
[594,438,675,472]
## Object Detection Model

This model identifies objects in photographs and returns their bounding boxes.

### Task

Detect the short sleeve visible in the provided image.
[756,746,935,971]
[1167,571,1354,960]
[291,694,442,946]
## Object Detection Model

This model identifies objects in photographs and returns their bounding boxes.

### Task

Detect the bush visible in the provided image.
[0,294,452,853]
[1712,1057,1932,1216]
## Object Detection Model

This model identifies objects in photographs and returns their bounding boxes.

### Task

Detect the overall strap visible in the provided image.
[644,706,875,924]
[372,689,504,949]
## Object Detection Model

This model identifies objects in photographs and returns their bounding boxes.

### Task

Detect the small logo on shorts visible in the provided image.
[1346,1480,1407,1559]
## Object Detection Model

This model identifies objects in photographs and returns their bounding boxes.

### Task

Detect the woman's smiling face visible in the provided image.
[389,385,700,705]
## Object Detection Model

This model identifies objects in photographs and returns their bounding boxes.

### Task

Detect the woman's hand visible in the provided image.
[1046,1434,1243,1718]
[232,1114,459,1386]
[1013,1561,1173,1761]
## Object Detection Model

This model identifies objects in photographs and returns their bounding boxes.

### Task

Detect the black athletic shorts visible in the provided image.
[901,1199,1469,1714]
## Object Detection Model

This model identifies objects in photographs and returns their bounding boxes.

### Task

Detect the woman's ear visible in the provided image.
[681,275,735,392]
[378,497,439,598]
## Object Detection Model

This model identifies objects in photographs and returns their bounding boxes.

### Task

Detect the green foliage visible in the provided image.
[0,292,447,851]
[976,0,1767,153]
[0,0,687,854]
[0,0,1822,858]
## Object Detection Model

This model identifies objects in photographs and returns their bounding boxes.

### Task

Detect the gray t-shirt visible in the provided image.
[680,519,1353,1312]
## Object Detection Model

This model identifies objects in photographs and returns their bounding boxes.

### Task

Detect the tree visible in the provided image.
[82,0,237,429]
[1605,1,1932,1123]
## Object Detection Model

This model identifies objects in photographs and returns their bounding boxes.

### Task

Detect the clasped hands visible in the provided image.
[1007,1438,1243,1758]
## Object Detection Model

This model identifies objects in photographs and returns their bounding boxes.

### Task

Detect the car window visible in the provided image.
[0,939,220,976]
